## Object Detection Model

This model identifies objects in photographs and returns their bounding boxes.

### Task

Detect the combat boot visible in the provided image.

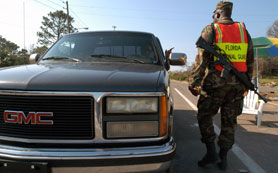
[198,142,219,167]
[218,148,229,170]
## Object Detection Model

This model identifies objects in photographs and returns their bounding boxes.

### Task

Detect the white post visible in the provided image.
[23,1,26,49]
[256,48,259,88]
[66,1,70,34]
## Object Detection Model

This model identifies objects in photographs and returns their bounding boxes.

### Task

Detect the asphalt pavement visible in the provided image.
[171,80,278,173]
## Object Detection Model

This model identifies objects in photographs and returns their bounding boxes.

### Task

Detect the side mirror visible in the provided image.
[169,53,187,65]
[29,54,40,64]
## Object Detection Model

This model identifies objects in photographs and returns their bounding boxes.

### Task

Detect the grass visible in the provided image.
[259,76,278,87]
[169,71,190,81]
[169,71,278,87]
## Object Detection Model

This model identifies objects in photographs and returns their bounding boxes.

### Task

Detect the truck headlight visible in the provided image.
[107,121,158,138]
[106,97,158,113]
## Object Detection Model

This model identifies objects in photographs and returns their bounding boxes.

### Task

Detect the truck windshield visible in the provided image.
[41,32,158,64]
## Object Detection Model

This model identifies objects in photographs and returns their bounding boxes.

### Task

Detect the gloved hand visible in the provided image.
[243,89,248,96]
[188,84,201,96]
[165,47,174,60]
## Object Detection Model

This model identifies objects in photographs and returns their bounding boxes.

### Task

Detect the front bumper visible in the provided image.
[0,138,176,173]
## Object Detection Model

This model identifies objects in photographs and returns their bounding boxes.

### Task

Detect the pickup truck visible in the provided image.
[0,31,185,173]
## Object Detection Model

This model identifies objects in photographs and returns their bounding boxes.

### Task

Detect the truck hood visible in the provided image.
[0,63,164,92]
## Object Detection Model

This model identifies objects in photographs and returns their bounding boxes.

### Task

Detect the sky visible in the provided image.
[0,0,277,70]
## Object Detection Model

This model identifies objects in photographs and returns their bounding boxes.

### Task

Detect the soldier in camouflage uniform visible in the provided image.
[188,1,254,170]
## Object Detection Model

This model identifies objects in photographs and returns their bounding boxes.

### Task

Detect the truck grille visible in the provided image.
[0,95,93,139]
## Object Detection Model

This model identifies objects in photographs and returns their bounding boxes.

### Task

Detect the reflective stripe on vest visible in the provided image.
[214,22,248,72]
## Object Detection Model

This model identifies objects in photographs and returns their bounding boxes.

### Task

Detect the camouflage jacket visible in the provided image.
[190,17,254,91]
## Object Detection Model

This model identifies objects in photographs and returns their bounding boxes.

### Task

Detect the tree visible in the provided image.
[0,36,19,66]
[37,10,77,47]
[267,20,278,38]
[31,45,48,55]
[18,49,28,56]
[0,36,30,67]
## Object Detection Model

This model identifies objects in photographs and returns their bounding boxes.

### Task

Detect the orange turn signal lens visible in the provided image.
[159,96,168,137]
[178,57,185,61]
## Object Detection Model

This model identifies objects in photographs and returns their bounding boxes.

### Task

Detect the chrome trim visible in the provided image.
[51,161,172,173]
[0,90,166,144]
[0,137,175,160]
[0,90,165,97]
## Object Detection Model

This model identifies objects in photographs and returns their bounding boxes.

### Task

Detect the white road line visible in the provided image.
[174,88,198,110]
[174,88,266,173]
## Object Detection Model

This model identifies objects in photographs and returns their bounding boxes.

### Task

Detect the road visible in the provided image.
[171,80,278,173]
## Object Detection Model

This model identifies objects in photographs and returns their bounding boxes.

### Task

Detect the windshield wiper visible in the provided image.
[42,56,81,62]
[91,54,144,64]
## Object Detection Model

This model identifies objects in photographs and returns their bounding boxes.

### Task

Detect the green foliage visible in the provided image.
[259,76,278,87]
[169,71,190,81]
[0,36,29,68]
[0,36,19,64]
[31,45,49,55]
[1,55,28,67]
[37,10,77,47]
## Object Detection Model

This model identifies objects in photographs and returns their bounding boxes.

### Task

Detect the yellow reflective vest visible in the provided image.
[214,22,248,72]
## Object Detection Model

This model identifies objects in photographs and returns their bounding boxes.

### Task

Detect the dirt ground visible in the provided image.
[258,84,278,100]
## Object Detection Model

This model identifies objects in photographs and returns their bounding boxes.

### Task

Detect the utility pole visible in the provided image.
[23,1,26,49]
[112,26,117,31]
[256,48,259,88]
[66,1,70,34]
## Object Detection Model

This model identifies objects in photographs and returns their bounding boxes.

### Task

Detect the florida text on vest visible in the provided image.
[225,45,241,51]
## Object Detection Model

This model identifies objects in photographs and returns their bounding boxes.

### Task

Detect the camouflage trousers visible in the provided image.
[197,84,245,149]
